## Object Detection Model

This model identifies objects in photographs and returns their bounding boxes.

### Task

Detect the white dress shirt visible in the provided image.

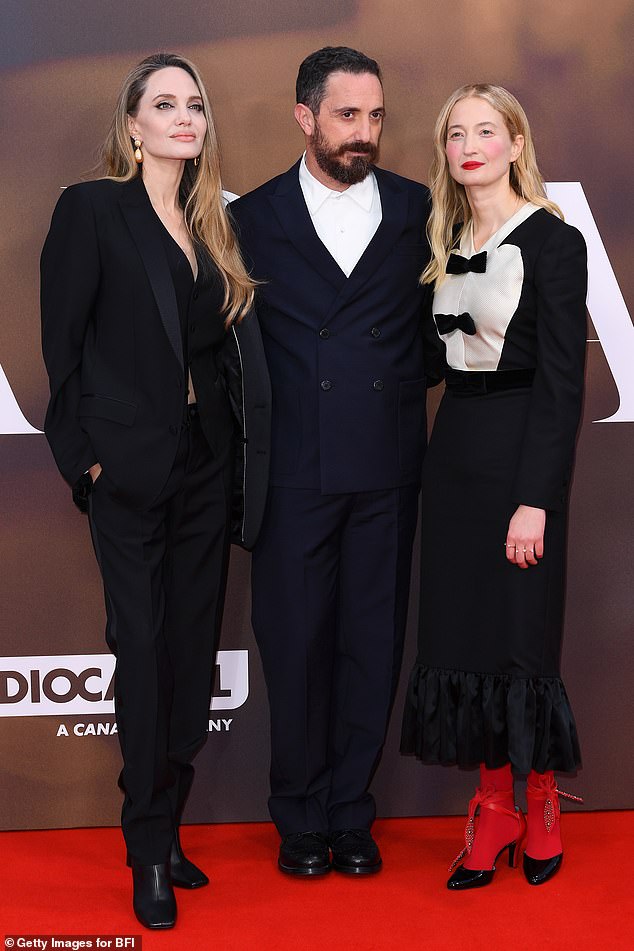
[298,153,382,277]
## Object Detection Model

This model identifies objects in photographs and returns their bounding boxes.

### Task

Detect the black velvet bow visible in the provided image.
[435,312,477,336]
[446,250,487,274]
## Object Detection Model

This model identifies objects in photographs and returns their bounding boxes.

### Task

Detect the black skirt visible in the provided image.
[401,382,581,773]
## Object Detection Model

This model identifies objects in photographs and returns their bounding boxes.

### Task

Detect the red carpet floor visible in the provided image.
[1,813,632,950]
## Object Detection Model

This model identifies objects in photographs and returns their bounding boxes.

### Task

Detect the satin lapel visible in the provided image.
[322,167,409,322]
[119,178,184,369]
[268,161,347,292]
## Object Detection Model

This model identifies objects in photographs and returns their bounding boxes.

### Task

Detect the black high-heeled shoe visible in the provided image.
[131,861,176,929]
[523,852,563,885]
[170,827,209,889]
[447,788,527,891]
[448,837,524,889]
[523,773,582,886]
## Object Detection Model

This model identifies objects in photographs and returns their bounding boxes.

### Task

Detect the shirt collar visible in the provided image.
[299,153,376,214]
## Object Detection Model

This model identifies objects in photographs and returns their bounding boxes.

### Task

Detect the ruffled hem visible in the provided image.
[400,664,581,774]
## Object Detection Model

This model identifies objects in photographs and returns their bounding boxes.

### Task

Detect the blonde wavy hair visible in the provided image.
[422,83,563,288]
[101,52,254,324]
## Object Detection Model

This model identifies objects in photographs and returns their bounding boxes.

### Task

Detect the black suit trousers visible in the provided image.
[88,411,232,863]
[251,484,419,836]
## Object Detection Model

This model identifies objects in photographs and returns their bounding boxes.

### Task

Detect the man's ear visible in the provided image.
[294,103,315,137]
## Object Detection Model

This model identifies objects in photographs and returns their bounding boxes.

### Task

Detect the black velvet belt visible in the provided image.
[445,367,535,395]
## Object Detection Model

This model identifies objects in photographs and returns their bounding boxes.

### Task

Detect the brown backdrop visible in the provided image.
[1,0,632,830]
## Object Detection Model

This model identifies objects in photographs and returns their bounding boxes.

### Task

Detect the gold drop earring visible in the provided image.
[133,137,143,164]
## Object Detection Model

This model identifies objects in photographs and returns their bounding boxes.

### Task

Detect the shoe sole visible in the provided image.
[278,862,331,876]
[332,861,382,875]
[172,878,209,889]
[133,912,176,929]
[446,874,494,890]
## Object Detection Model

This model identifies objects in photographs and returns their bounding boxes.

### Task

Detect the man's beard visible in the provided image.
[311,121,379,186]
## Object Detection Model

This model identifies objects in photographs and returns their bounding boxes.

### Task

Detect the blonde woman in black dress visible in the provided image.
[401,84,586,888]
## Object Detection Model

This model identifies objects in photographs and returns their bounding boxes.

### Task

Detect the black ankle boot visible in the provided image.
[170,827,209,889]
[131,861,176,929]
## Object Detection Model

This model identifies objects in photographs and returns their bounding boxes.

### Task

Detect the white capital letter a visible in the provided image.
[546,182,634,423]
[0,363,42,433]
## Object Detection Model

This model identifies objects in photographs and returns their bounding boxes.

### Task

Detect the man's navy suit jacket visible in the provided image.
[230,160,434,494]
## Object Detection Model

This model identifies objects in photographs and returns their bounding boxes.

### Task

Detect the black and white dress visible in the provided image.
[401,203,587,774]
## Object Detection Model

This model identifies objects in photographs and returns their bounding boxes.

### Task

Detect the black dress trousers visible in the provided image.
[251,484,419,837]
[88,410,232,864]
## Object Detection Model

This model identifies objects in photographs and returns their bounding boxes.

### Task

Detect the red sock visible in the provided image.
[525,770,563,860]
[480,764,513,792]
[463,763,520,870]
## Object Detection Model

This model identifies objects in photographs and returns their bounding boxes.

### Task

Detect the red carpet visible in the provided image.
[1,814,632,950]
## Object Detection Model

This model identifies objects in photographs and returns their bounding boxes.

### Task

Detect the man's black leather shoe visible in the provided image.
[131,862,176,929]
[329,829,382,874]
[170,829,209,889]
[278,831,331,876]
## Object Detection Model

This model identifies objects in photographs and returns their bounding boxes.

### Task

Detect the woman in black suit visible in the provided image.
[401,84,586,888]
[41,52,270,928]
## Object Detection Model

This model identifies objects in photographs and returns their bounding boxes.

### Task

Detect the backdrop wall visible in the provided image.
[1,0,632,830]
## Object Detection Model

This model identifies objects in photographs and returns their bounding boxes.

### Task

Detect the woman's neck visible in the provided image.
[466,181,523,251]
[140,157,185,215]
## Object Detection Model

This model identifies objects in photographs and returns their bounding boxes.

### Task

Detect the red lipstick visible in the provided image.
[461,161,484,170]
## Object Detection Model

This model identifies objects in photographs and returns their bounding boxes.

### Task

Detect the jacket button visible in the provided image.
[189,323,196,333]
[319,328,330,339]
[373,380,384,391]
[193,290,199,301]
[169,424,178,435]
[320,380,333,391]
[370,327,381,338]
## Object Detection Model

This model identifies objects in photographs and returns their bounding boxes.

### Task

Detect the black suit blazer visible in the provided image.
[230,161,439,493]
[41,175,270,545]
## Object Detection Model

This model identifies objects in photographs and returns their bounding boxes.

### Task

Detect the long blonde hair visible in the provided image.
[101,52,254,324]
[422,83,563,288]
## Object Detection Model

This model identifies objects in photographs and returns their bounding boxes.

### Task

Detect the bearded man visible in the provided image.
[230,46,437,877]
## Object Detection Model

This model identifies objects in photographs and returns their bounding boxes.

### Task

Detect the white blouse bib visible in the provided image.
[433,202,540,371]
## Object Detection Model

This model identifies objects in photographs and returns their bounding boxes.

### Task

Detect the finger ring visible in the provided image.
[522,548,527,553]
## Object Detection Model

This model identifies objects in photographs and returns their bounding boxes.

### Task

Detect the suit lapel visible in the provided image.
[323,166,409,320]
[269,162,410,319]
[119,177,184,369]
[269,160,348,292]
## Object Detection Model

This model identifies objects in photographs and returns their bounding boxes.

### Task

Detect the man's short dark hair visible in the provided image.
[296,46,382,113]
